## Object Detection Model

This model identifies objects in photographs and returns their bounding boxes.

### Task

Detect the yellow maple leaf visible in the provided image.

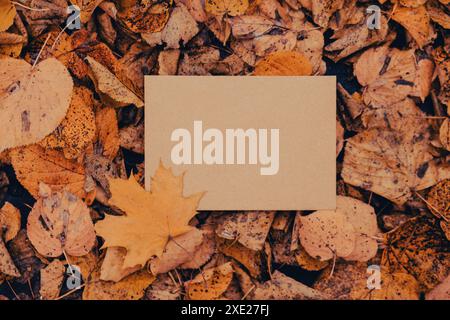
[95,162,204,269]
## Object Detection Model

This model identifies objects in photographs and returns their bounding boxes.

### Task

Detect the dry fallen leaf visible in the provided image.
[0,0,16,32]
[117,0,170,33]
[10,144,87,199]
[86,56,144,108]
[440,119,450,151]
[392,5,436,48]
[95,162,204,269]
[253,51,313,76]
[95,107,120,160]
[216,211,274,251]
[0,57,73,153]
[185,262,234,300]
[0,202,21,242]
[27,184,96,257]
[426,275,450,300]
[40,259,65,300]
[298,210,356,261]
[161,4,199,49]
[205,0,249,17]
[69,0,104,23]
[0,237,19,277]
[0,32,25,58]
[39,86,96,159]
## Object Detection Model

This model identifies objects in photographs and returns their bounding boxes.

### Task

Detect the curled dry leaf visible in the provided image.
[185,262,234,300]
[426,0,450,29]
[10,145,87,199]
[0,57,73,153]
[86,56,144,108]
[40,259,65,300]
[392,5,436,48]
[0,32,25,58]
[39,86,96,159]
[0,0,16,32]
[251,270,325,300]
[95,107,120,160]
[354,46,433,106]
[0,202,21,242]
[253,51,313,76]
[298,210,356,261]
[95,162,204,269]
[216,211,274,251]
[27,184,96,257]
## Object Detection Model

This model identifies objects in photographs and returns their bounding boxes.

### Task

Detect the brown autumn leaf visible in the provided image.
[426,179,449,225]
[99,247,141,283]
[298,210,356,261]
[185,262,234,300]
[0,57,73,153]
[86,56,144,108]
[341,124,450,205]
[180,225,217,269]
[354,46,433,106]
[392,5,436,48]
[39,86,96,159]
[205,0,249,17]
[426,0,450,29]
[117,0,170,33]
[83,266,155,300]
[149,228,204,275]
[10,144,87,199]
[251,270,325,300]
[336,119,344,157]
[161,3,199,49]
[119,122,144,154]
[27,184,96,257]
[0,237,19,277]
[227,15,273,39]
[426,275,450,300]
[95,162,204,269]
[382,216,450,290]
[311,0,345,28]
[253,51,313,76]
[0,202,21,242]
[216,211,274,251]
[0,0,16,32]
[433,45,450,111]
[145,273,182,300]
[95,107,120,160]
[350,270,420,300]
[39,259,65,300]
[0,32,25,58]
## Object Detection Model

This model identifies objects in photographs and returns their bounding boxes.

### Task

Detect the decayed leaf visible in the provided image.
[185,262,234,300]
[205,0,249,17]
[392,5,436,48]
[342,125,450,205]
[0,202,21,242]
[40,259,65,300]
[69,0,104,23]
[0,0,16,32]
[440,119,450,151]
[216,211,274,251]
[382,216,450,290]
[0,57,73,153]
[27,184,96,257]
[95,162,204,269]
[39,86,96,159]
[83,267,155,300]
[119,122,144,154]
[95,107,120,160]
[298,210,356,261]
[426,179,449,230]
[433,45,450,110]
[251,270,325,300]
[10,145,87,199]
[118,0,170,33]
[354,46,433,105]
[161,4,199,49]
[426,0,450,29]
[86,56,144,108]
[253,51,313,76]
[311,0,345,28]
[350,270,420,300]
[145,273,182,300]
